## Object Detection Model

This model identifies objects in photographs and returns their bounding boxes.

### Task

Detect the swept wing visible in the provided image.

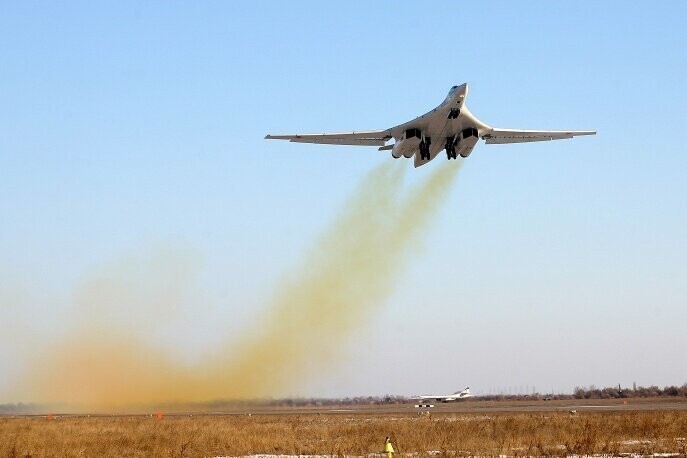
[483,128,596,144]
[265,130,391,147]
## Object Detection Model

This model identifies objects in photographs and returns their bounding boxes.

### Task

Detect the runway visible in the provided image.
[2,397,686,418]
[166,397,687,416]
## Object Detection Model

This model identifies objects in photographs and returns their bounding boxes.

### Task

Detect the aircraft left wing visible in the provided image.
[265,130,392,147]
[482,128,596,144]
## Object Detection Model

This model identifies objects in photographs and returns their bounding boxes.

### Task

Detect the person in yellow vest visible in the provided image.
[384,436,395,457]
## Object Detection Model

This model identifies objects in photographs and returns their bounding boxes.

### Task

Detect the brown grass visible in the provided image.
[1,411,686,457]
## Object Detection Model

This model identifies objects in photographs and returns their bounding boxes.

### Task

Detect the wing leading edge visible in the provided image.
[482,128,596,144]
[265,130,391,147]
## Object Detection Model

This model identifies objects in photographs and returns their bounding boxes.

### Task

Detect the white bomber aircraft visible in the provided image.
[265,84,595,167]
[414,387,474,403]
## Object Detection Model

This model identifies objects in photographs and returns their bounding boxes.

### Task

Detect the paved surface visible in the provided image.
[2,398,685,417]
[161,398,687,416]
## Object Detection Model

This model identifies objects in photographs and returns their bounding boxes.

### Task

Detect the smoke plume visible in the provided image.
[10,161,462,410]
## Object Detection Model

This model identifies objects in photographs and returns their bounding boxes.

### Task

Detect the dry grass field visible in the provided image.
[1,410,686,457]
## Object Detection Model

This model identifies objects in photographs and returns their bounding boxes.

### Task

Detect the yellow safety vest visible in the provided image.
[384,441,395,453]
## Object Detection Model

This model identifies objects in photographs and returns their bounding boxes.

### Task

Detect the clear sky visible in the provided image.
[1,1,685,400]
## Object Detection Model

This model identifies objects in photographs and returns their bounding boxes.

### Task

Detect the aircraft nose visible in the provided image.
[450,83,468,96]
[456,83,468,98]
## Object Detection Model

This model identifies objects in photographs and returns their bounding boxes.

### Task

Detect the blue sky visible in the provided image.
[1,1,685,398]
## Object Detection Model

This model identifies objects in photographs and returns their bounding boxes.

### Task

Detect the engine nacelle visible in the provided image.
[458,127,479,158]
[459,145,475,158]
[391,140,419,158]
[391,128,422,159]
[391,142,404,158]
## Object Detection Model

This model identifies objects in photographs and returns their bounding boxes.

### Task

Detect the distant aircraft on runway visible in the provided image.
[265,84,595,168]
[413,386,474,403]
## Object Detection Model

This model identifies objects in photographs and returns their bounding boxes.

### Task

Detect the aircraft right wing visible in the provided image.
[265,130,392,147]
[482,128,596,144]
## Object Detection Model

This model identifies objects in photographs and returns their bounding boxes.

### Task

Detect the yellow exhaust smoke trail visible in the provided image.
[12,161,462,410]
